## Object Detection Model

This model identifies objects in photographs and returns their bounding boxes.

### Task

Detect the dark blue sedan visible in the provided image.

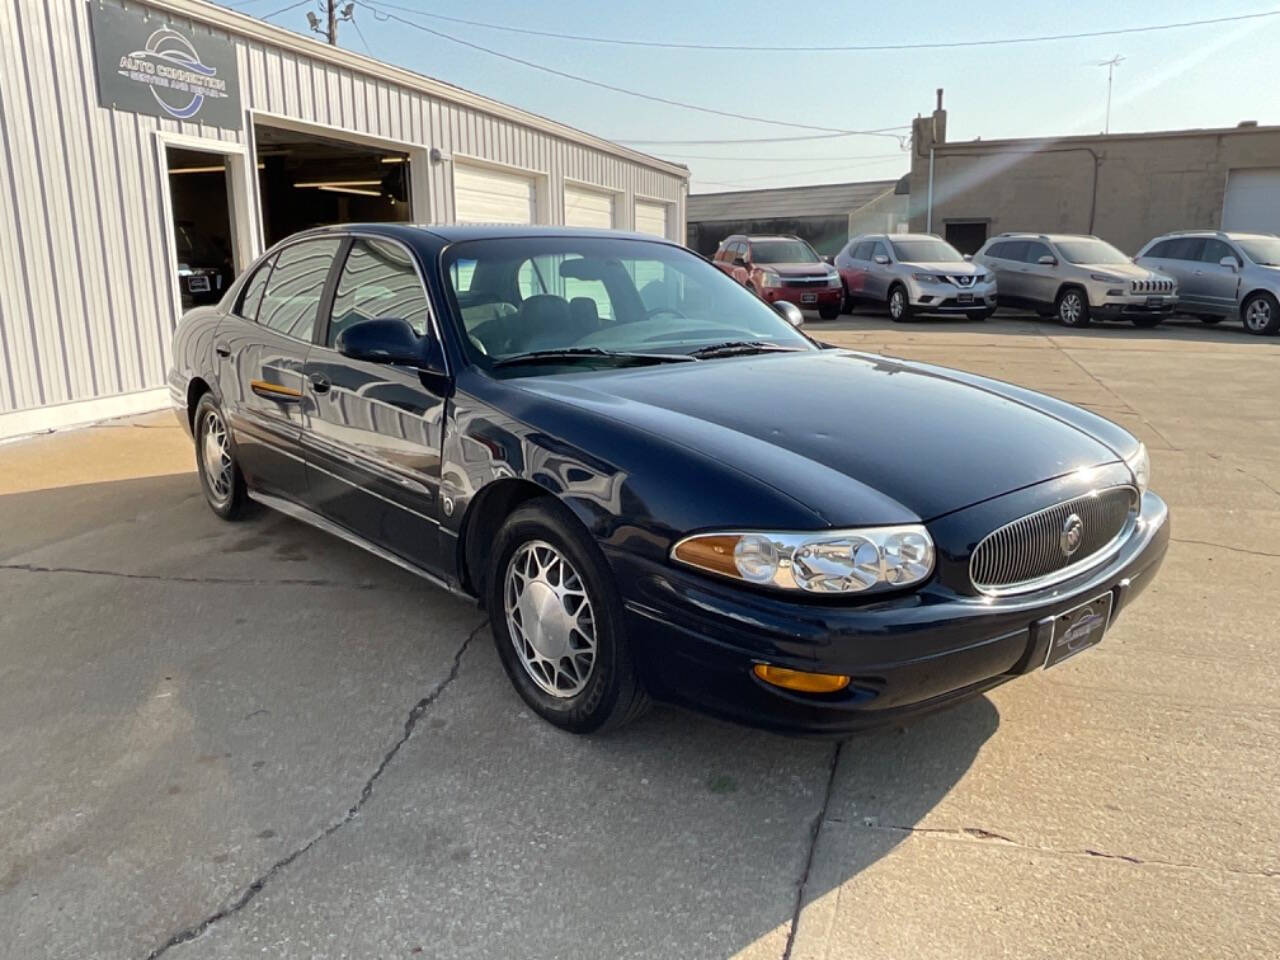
[168,224,1169,736]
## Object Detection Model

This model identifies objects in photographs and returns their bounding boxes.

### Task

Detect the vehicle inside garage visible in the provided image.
[165,147,238,309]
[254,123,411,247]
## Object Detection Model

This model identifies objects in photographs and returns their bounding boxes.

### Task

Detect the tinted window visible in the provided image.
[869,241,889,261]
[257,238,341,341]
[1201,238,1238,265]
[750,240,820,264]
[982,242,1006,259]
[235,256,274,321]
[1163,237,1206,261]
[1024,241,1053,263]
[852,240,874,260]
[327,238,431,347]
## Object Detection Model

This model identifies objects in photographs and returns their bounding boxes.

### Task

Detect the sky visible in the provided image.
[214,0,1280,194]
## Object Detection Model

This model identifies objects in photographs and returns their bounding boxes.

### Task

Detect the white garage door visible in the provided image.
[564,185,615,229]
[634,199,670,238]
[1222,168,1280,235]
[453,163,536,224]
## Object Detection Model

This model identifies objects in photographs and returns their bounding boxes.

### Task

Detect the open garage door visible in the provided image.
[164,147,239,310]
[254,124,411,248]
[1222,168,1280,235]
[564,184,615,229]
[454,163,536,224]
[634,199,671,239]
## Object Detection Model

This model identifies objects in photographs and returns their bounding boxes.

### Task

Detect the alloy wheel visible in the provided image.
[889,290,904,319]
[504,540,597,698]
[1244,297,1272,333]
[1059,292,1083,325]
[201,409,233,504]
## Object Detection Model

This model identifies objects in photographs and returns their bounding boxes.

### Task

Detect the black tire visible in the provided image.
[967,308,995,321]
[193,392,248,520]
[1131,316,1163,328]
[887,284,913,323]
[840,289,854,314]
[818,303,841,321]
[486,499,649,734]
[1241,291,1280,336]
[1055,287,1091,328]
[1198,315,1224,324]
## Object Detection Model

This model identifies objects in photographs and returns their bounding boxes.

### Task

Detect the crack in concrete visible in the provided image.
[142,622,485,959]
[1056,346,1180,452]
[0,561,380,590]
[782,740,842,960]
[1171,538,1280,559]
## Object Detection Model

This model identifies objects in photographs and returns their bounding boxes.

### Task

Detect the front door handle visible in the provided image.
[214,343,231,358]
[309,373,331,394]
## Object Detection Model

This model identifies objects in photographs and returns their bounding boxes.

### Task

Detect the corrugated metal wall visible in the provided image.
[0,0,685,421]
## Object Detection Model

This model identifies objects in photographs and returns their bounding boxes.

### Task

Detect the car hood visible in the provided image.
[762,262,831,278]
[515,350,1126,524]
[905,260,982,275]
[1078,261,1169,281]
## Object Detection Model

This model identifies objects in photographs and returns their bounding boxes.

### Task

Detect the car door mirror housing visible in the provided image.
[821,254,835,265]
[1038,255,1057,266]
[336,318,429,366]
[963,253,973,261]
[873,254,890,265]
[773,301,804,328]
[1219,256,1240,271]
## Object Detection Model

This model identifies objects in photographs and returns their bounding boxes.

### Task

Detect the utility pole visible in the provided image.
[307,1,353,45]
[1096,54,1125,134]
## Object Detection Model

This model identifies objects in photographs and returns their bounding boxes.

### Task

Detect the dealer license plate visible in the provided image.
[188,276,211,293]
[957,293,974,304]
[1044,591,1113,669]
[801,293,817,304]
[1146,295,1164,307]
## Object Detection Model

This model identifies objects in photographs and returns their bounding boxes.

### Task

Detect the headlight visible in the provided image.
[671,525,935,595]
[1090,273,1124,283]
[760,269,782,288]
[1125,442,1150,495]
[826,268,841,288]
[911,272,942,283]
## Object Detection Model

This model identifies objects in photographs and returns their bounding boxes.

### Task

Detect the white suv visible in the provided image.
[834,233,997,321]
[1134,231,1280,336]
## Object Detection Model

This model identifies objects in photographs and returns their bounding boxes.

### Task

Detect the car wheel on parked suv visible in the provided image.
[818,302,841,321]
[968,308,995,322]
[1055,288,1090,328]
[1242,291,1280,336]
[1131,316,1163,328]
[888,284,913,322]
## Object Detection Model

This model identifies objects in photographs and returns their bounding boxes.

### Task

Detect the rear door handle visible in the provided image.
[214,343,230,358]
[309,373,331,394]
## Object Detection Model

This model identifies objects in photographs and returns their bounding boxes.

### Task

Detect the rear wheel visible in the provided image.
[888,285,913,322]
[1055,288,1091,328]
[487,500,649,734]
[193,393,247,520]
[1242,292,1280,335]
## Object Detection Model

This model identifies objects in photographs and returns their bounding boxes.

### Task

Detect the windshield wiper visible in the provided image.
[686,340,805,359]
[492,347,695,368]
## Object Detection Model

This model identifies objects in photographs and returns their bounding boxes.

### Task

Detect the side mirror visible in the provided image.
[963,253,973,261]
[1038,255,1057,266]
[821,254,835,265]
[873,254,890,265]
[773,301,805,328]
[1219,256,1240,271]
[732,256,748,267]
[336,318,426,366]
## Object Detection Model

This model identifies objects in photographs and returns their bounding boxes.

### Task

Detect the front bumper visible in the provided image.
[905,278,998,313]
[760,285,842,308]
[614,491,1169,737]
[1092,294,1178,320]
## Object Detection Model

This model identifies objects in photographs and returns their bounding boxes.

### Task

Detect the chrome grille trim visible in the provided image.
[970,486,1138,596]
[1130,279,1174,294]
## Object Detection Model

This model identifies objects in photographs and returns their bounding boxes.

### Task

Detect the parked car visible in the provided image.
[170,224,1168,737]
[974,233,1177,328]
[174,221,234,308]
[1134,230,1280,335]
[834,233,997,321]
[711,234,843,319]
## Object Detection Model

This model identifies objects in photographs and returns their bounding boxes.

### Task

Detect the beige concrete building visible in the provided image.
[909,92,1280,254]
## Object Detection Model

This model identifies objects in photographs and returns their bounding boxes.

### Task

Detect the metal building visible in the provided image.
[0,0,688,439]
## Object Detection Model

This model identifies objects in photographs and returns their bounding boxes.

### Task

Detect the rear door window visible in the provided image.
[1164,237,1206,261]
[257,238,342,342]
[852,240,874,260]
[235,256,274,321]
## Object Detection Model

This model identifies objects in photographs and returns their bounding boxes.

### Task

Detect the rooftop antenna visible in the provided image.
[1096,54,1125,134]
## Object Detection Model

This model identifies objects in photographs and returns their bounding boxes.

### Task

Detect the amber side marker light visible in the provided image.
[753,664,850,694]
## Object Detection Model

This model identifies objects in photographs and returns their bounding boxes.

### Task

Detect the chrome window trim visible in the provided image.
[970,485,1139,597]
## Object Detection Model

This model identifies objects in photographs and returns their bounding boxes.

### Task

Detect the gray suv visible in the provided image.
[974,233,1177,328]
[1134,231,1280,336]
[834,233,997,321]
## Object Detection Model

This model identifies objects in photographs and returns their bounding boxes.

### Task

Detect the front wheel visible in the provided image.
[193,393,248,520]
[1242,292,1280,335]
[487,500,649,734]
[818,302,841,320]
[1055,288,1091,327]
[968,308,995,321]
[888,285,913,322]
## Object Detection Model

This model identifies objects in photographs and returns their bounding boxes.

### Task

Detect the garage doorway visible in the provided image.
[944,220,989,255]
[254,122,414,247]
[1222,168,1280,235]
[164,146,240,310]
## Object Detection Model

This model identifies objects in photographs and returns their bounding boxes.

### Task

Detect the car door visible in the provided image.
[214,237,342,498]
[984,241,1026,302]
[840,239,874,297]
[1196,238,1243,314]
[301,235,451,574]
[1019,241,1059,307]
[1158,237,1208,308]
[865,239,892,301]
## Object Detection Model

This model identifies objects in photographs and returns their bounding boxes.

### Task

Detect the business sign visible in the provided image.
[89,1,242,129]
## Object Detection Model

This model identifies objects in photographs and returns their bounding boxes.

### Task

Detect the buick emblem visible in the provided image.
[1060,513,1084,557]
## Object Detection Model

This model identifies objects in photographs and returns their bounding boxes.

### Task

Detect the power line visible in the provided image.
[349,3,1280,53]
[349,9,373,54]
[615,130,909,146]
[258,0,310,19]
[659,151,906,163]
[358,2,901,137]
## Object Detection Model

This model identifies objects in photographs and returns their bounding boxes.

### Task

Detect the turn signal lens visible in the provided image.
[753,664,850,693]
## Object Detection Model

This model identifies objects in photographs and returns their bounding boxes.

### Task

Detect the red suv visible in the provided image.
[712,234,843,319]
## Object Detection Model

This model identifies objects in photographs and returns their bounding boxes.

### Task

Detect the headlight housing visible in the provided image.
[1090,273,1124,283]
[760,269,782,288]
[911,272,943,283]
[826,268,841,288]
[1125,442,1150,495]
[672,525,935,595]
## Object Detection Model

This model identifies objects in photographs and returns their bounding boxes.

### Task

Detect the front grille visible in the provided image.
[970,486,1137,595]
[1130,279,1174,294]
[782,276,830,287]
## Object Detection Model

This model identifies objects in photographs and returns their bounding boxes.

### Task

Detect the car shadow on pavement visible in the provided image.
[0,471,1000,959]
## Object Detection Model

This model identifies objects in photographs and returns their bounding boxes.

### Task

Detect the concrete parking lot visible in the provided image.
[2,312,1277,959]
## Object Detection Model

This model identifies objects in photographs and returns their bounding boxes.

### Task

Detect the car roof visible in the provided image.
[731,234,804,243]
[292,222,684,246]
[992,233,1097,243]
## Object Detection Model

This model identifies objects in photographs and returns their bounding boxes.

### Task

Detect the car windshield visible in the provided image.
[889,238,964,263]
[442,236,814,372]
[1237,236,1280,266]
[749,240,819,264]
[1055,238,1130,264]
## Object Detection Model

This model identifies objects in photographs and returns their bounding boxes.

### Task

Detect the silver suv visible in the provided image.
[833,233,997,321]
[974,233,1177,328]
[1134,231,1280,336]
